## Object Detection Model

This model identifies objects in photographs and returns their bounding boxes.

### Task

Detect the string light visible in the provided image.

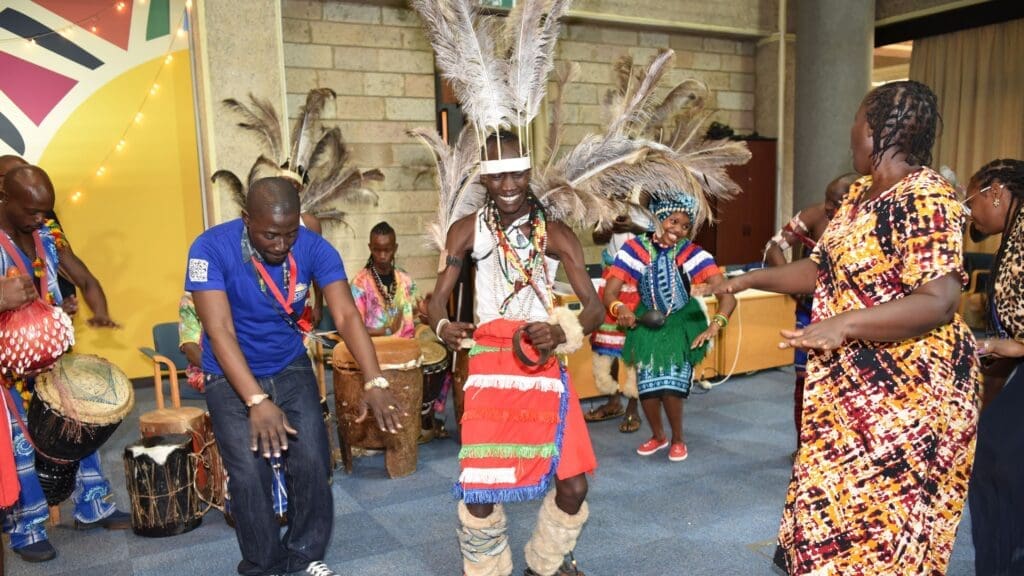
[67,5,190,204]
[0,1,124,44]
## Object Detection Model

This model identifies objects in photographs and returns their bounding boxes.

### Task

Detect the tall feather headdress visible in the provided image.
[215,90,382,224]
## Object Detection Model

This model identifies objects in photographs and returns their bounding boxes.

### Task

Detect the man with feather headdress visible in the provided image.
[411,1,751,573]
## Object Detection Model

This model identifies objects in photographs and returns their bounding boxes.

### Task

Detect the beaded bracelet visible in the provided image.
[711,313,729,329]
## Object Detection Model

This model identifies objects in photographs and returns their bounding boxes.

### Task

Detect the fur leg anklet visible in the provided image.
[524,492,589,576]
[591,354,618,395]
[458,502,513,576]
[549,307,584,356]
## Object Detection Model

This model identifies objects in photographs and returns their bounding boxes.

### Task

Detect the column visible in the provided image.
[792,0,873,210]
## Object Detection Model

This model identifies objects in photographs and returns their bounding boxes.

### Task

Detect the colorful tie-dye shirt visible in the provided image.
[350,267,419,338]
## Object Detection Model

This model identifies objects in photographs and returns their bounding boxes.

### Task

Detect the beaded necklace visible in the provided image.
[369,263,397,311]
[640,234,681,314]
[486,196,551,316]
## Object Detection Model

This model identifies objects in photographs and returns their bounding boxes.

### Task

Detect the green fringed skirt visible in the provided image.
[621,297,709,398]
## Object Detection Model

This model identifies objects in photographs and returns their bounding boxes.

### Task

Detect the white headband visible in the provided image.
[480,156,532,175]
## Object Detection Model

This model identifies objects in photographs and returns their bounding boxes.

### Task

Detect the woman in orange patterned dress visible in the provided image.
[698,80,979,574]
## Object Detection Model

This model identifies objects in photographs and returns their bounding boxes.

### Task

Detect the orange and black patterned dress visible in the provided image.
[778,168,980,575]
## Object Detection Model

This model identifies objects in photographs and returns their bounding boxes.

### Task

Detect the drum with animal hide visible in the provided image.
[123,434,202,537]
[332,336,421,478]
[27,354,133,504]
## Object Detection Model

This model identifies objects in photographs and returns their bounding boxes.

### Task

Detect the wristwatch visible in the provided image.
[246,393,271,408]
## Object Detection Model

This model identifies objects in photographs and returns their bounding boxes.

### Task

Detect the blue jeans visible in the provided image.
[205,356,332,575]
[3,388,117,549]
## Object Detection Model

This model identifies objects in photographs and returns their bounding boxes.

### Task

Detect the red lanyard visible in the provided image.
[251,253,310,332]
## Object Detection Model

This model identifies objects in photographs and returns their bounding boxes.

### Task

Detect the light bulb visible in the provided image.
[96,166,106,176]
[134,112,143,123]
[70,191,83,203]
[165,54,173,64]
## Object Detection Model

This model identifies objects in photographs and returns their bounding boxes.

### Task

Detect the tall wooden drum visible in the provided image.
[332,337,421,478]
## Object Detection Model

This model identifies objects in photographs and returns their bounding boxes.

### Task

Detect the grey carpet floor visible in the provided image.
[5,367,976,575]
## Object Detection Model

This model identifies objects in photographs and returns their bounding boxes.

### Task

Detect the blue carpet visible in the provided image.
[5,367,976,575]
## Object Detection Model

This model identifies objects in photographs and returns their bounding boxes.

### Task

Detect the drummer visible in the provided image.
[0,162,127,563]
[349,221,422,338]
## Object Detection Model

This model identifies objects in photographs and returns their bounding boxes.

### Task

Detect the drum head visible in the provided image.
[419,340,448,368]
[35,354,134,425]
[332,336,421,370]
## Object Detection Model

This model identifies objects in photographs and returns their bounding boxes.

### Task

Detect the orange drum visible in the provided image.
[332,336,421,478]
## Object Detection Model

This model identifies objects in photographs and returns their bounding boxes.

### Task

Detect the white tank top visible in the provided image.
[472,208,559,324]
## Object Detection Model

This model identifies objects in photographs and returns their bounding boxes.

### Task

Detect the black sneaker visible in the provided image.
[14,540,57,562]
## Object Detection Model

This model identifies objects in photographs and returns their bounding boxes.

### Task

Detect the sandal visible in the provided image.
[618,413,641,433]
[583,403,625,422]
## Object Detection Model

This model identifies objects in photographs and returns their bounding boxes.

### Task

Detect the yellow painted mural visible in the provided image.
[1,0,202,378]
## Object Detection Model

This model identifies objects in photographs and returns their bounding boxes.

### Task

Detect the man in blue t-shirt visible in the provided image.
[186,177,403,576]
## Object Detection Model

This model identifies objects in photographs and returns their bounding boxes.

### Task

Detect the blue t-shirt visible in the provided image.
[184,219,346,376]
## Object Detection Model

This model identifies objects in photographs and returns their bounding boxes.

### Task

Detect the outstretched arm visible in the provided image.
[694,258,817,297]
[194,289,296,459]
[780,273,962,351]
[56,246,118,327]
[322,279,405,434]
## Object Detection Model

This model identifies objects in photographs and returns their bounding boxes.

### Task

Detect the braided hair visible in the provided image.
[862,80,941,168]
[364,221,396,269]
[972,159,1024,329]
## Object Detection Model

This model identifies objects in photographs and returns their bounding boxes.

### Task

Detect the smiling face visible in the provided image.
[368,231,397,275]
[481,139,531,217]
[655,211,692,247]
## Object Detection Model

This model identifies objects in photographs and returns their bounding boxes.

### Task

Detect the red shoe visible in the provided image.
[636,437,669,456]
[668,443,688,462]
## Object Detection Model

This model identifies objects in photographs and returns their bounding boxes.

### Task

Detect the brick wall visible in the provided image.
[281,0,758,287]
[282,0,439,289]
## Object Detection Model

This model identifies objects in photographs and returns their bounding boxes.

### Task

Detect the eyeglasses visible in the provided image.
[960,185,991,217]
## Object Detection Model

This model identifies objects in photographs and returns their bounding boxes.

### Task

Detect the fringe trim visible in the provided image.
[459,467,517,485]
[464,374,565,394]
[459,443,558,460]
[461,408,559,424]
[549,307,584,356]
[453,363,571,505]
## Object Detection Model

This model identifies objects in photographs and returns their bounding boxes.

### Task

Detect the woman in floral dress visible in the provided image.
[699,80,979,575]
